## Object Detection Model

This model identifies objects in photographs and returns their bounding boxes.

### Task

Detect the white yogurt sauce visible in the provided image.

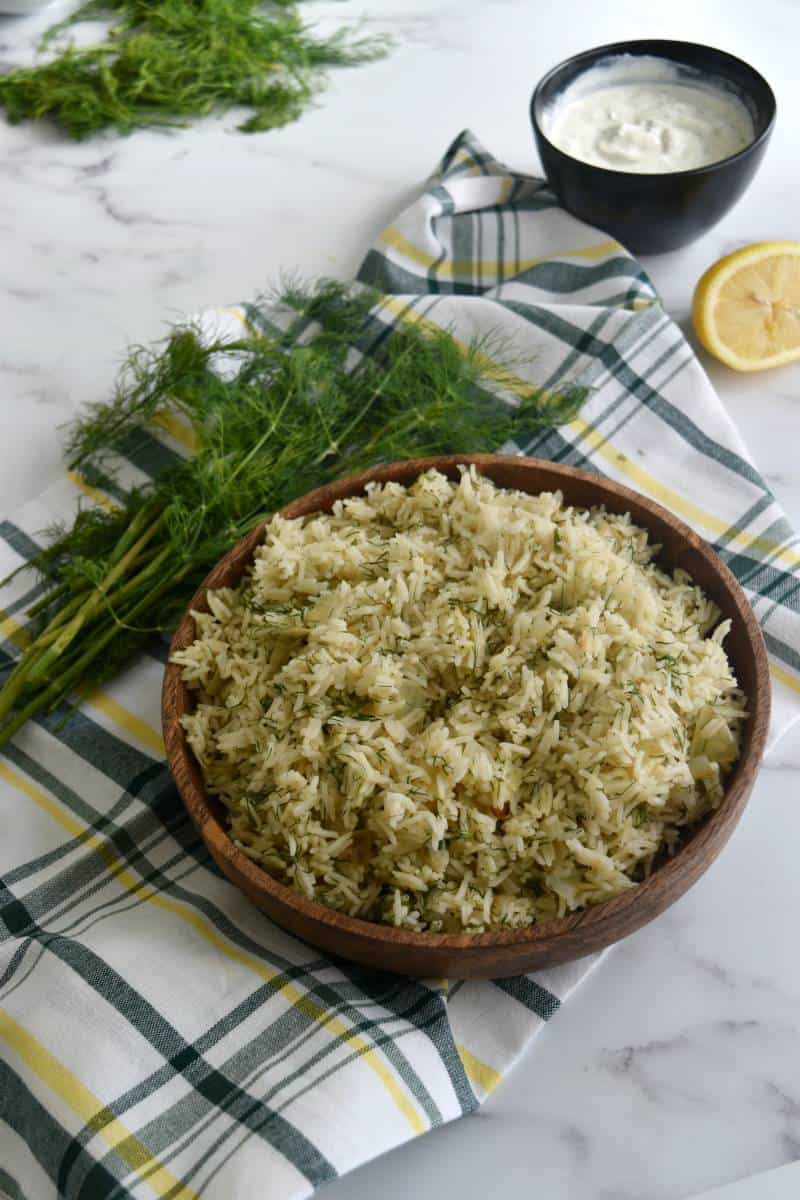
[544,55,755,173]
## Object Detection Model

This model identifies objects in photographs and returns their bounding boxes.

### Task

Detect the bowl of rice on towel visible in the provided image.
[162,454,770,979]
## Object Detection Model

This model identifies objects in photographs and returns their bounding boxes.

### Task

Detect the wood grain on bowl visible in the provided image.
[162,454,771,979]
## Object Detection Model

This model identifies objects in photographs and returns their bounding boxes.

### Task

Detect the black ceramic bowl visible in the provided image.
[531,40,776,254]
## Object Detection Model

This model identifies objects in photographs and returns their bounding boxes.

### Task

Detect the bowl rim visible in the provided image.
[530,38,777,184]
[162,453,771,956]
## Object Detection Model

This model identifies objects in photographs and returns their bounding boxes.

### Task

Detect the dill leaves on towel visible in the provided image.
[0,0,387,138]
[0,280,589,745]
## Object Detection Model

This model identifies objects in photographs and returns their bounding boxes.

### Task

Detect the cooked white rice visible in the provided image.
[173,467,747,932]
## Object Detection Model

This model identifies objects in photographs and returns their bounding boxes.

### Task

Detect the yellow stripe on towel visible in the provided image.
[0,1010,201,1200]
[457,1043,503,1096]
[378,224,621,280]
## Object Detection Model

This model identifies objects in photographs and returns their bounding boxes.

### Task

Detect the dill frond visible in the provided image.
[0,0,388,138]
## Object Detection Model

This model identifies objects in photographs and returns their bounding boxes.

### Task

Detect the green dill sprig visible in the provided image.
[0,0,388,139]
[0,279,589,746]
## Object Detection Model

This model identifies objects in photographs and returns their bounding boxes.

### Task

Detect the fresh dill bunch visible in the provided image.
[0,279,589,745]
[0,0,388,138]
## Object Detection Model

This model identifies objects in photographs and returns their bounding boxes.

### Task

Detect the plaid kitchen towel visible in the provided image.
[2,129,799,1200]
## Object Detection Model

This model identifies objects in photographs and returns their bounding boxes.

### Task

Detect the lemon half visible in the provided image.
[692,241,800,372]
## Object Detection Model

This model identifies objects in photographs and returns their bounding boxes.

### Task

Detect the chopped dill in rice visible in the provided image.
[172,467,747,933]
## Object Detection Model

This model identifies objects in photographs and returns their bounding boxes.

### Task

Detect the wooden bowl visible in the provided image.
[163,454,770,979]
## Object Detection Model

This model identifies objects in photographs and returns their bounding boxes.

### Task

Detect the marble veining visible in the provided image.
[2,2,800,1198]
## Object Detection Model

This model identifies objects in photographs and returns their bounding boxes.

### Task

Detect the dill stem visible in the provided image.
[26,582,71,619]
[9,540,167,704]
[89,543,176,628]
[0,570,187,748]
[18,510,166,691]
[105,498,164,565]
[0,647,47,719]
[30,511,167,672]
[0,585,100,710]
[42,545,183,688]
[36,542,167,644]
[22,499,161,629]
[32,588,103,646]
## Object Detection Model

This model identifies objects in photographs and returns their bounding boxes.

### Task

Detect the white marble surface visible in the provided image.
[2,1,800,1198]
